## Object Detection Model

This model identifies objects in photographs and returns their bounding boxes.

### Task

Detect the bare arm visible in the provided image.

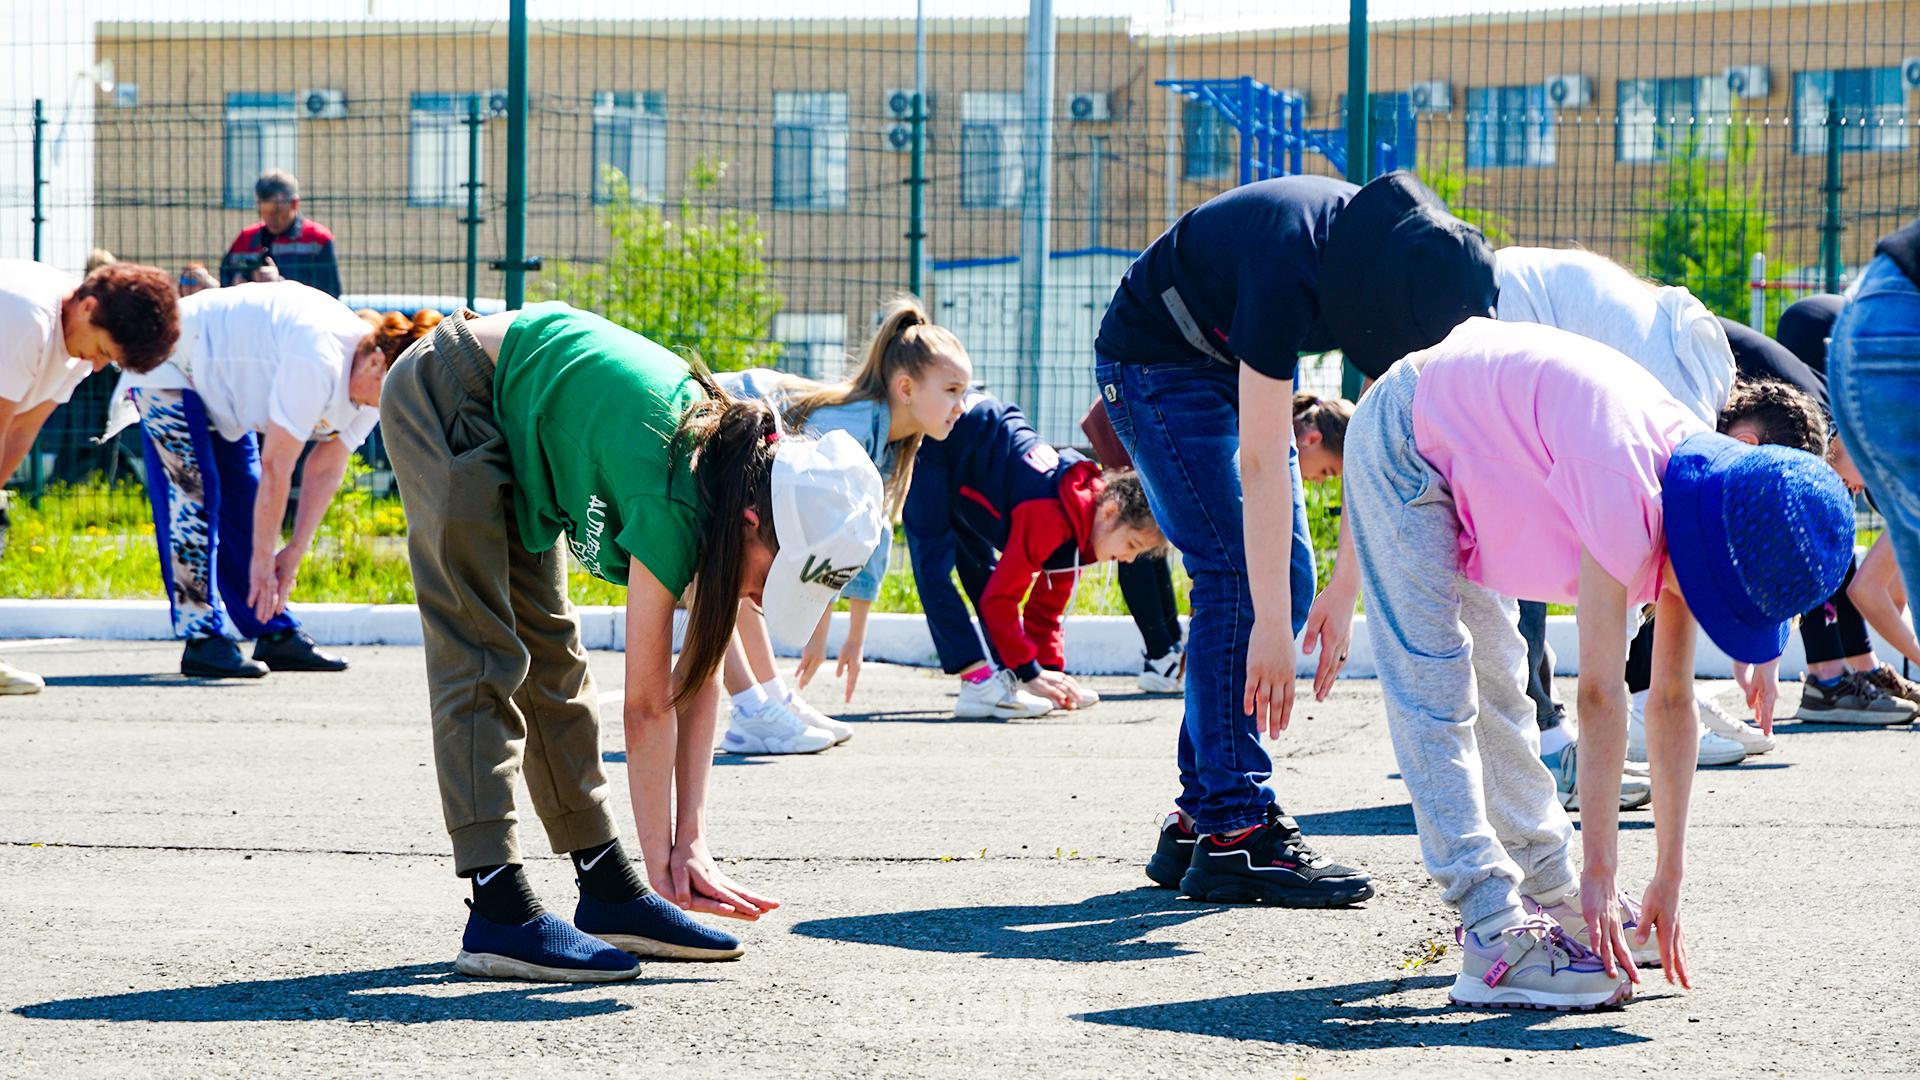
[285,438,351,558]
[0,399,55,485]
[247,425,305,621]
[1639,577,1699,986]
[622,559,681,887]
[1238,365,1298,735]
[1573,550,1638,982]
[1851,534,1920,666]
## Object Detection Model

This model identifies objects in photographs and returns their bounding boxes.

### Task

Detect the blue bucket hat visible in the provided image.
[1663,432,1854,663]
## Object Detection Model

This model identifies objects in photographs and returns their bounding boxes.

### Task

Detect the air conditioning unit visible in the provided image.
[1723,65,1770,99]
[885,88,932,119]
[1544,73,1592,108]
[300,89,348,120]
[486,90,510,119]
[885,123,914,152]
[1903,57,1920,90]
[1409,80,1452,113]
[1067,92,1111,122]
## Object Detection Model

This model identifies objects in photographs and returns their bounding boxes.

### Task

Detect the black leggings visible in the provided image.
[1118,553,1183,660]
[1624,559,1869,694]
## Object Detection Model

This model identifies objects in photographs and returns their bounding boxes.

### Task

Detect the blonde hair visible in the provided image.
[785,293,967,518]
[1293,392,1355,455]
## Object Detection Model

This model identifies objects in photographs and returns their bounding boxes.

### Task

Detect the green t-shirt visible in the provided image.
[492,302,707,592]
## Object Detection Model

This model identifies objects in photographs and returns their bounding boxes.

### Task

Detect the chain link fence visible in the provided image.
[2,0,1912,598]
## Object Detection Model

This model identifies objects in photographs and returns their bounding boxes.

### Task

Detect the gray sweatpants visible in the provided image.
[1344,360,1576,930]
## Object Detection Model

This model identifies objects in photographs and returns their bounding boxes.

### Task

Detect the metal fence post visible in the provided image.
[504,0,529,309]
[1749,251,1766,331]
[1341,0,1370,402]
[1821,94,1845,294]
[462,95,484,311]
[908,92,927,296]
[31,99,46,263]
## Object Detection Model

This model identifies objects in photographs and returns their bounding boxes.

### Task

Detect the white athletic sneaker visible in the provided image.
[1547,741,1652,811]
[954,670,1053,719]
[783,692,853,744]
[0,659,44,695]
[721,700,837,754]
[1695,686,1775,756]
[1449,915,1631,1011]
[1071,682,1101,709]
[1137,647,1183,695]
[1627,689,1747,766]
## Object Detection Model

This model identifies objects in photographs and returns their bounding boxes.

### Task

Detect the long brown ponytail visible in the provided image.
[672,368,781,708]
[785,294,965,518]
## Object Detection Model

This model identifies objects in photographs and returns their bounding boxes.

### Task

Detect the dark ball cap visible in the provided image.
[1318,171,1497,379]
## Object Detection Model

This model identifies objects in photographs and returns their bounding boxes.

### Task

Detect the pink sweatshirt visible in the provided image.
[1410,318,1709,605]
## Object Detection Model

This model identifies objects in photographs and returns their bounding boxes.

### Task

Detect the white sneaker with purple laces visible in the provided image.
[1449,915,1632,1011]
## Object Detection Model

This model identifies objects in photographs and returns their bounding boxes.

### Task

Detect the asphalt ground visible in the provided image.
[2,638,1917,1078]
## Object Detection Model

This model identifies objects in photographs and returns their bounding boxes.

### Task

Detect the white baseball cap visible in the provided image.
[761,429,888,648]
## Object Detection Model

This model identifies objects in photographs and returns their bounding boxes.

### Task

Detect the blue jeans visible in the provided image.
[136,388,300,641]
[1831,255,1920,608]
[1095,355,1315,833]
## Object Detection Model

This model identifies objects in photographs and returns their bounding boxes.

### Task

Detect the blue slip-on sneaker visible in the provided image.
[575,888,745,961]
[454,903,642,983]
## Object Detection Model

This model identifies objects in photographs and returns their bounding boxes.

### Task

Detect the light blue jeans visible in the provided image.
[1831,255,1920,607]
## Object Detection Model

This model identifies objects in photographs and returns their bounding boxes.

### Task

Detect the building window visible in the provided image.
[961,92,1025,209]
[1794,68,1907,155]
[773,313,848,380]
[1182,99,1235,181]
[409,93,480,208]
[593,92,667,204]
[224,93,297,209]
[1618,77,1732,163]
[1465,85,1555,168]
[772,92,849,211]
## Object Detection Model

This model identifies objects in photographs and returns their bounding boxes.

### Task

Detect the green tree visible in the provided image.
[538,158,785,371]
[1638,121,1777,326]
[1419,152,1513,247]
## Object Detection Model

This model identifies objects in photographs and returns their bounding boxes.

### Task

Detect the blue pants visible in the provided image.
[135,388,299,641]
[1831,256,1920,615]
[1095,355,1315,834]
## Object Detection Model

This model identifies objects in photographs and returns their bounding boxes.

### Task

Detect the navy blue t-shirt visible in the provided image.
[1095,175,1355,381]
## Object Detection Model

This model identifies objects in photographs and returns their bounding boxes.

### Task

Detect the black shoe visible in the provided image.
[253,629,349,672]
[1145,810,1198,888]
[1178,803,1375,907]
[182,636,270,679]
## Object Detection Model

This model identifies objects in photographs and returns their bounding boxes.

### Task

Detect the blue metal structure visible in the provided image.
[1157,76,1414,185]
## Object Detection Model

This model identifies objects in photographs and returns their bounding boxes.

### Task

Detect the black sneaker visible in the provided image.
[1145,810,1197,888]
[1179,803,1375,907]
[253,629,350,672]
[182,635,269,679]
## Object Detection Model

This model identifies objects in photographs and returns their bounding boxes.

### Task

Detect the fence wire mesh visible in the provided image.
[1,0,1909,601]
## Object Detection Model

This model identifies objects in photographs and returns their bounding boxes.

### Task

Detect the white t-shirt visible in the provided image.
[0,259,88,409]
[1494,247,1734,428]
[169,282,380,450]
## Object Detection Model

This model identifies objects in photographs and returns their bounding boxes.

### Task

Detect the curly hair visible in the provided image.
[1719,377,1828,457]
[1097,468,1169,558]
[72,263,180,374]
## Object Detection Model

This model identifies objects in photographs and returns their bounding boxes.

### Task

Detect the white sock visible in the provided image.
[760,676,790,704]
[1538,724,1573,758]
[1526,883,1578,910]
[731,684,771,715]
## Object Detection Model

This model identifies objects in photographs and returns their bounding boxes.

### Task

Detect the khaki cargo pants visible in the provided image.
[381,312,617,875]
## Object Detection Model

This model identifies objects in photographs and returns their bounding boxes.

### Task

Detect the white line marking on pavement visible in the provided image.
[0,638,76,651]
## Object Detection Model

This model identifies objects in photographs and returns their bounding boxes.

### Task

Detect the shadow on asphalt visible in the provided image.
[1295,803,1654,836]
[1773,721,1917,734]
[43,674,252,689]
[11,963,709,1024]
[790,887,1227,962]
[1075,976,1652,1050]
[604,751,772,767]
